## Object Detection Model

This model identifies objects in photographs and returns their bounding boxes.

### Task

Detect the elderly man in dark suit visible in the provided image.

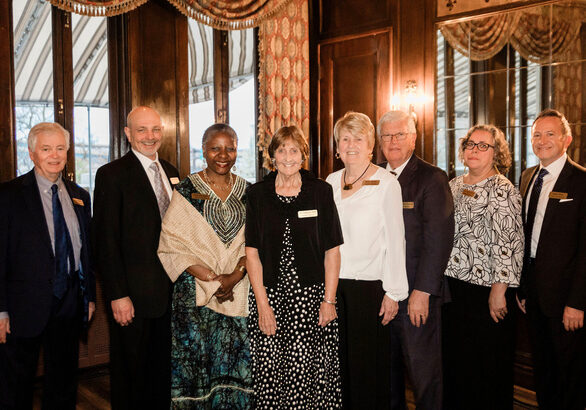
[378,111,454,410]
[517,109,586,410]
[93,106,179,409]
[0,122,95,409]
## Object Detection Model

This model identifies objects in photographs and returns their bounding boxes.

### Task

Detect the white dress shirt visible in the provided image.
[525,153,567,258]
[132,149,173,199]
[326,167,409,302]
[385,155,411,177]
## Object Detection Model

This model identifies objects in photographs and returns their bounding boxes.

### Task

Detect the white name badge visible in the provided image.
[170,177,180,185]
[298,209,318,218]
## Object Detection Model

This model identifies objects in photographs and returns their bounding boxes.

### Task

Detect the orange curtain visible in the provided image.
[168,0,292,29]
[48,0,147,16]
[257,0,309,169]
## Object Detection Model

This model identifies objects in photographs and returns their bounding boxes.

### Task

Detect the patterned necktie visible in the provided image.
[524,168,549,259]
[150,162,170,217]
[51,184,75,299]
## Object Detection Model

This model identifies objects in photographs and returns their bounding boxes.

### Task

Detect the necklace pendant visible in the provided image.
[343,184,352,190]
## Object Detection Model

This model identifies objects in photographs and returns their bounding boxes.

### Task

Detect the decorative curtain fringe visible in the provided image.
[48,0,148,17]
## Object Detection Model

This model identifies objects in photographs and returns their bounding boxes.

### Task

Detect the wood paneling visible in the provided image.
[318,31,391,178]
[213,30,230,124]
[126,0,189,175]
[0,0,16,183]
[318,0,393,40]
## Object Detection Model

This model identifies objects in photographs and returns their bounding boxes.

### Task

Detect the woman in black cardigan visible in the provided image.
[245,125,344,409]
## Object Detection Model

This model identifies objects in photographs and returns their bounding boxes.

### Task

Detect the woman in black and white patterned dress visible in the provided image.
[245,125,344,408]
[443,124,524,410]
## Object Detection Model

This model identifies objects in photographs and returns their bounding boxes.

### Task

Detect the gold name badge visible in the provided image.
[170,177,180,185]
[363,180,380,185]
[462,189,477,198]
[298,209,318,218]
[72,198,84,206]
[549,191,568,200]
[191,193,210,200]
[403,202,415,209]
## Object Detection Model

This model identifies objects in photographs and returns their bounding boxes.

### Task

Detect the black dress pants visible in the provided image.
[109,307,171,410]
[390,296,443,410]
[0,293,81,410]
[442,277,516,410]
[337,279,392,410]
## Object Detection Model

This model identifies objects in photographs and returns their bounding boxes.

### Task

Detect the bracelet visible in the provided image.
[237,265,246,272]
[323,298,337,305]
[206,272,214,281]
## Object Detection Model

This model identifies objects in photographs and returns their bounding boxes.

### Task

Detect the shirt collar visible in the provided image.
[540,152,567,180]
[386,154,412,177]
[132,148,160,170]
[34,168,63,193]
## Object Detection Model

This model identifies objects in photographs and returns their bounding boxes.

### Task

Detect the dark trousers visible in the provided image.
[337,279,392,410]
[442,277,516,410]
[390,296,443,410]
[109,307,171,410]
[526,296,585,410]
[0,293,81,410]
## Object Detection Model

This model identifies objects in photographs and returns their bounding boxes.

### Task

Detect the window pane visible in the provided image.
[71,14,110,195]
[13,0,54,176]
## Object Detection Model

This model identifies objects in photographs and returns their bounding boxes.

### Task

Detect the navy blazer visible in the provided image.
[92,151,179,318]
[0,169,95,338]
[519,157,586,316]
[380,155,455,300]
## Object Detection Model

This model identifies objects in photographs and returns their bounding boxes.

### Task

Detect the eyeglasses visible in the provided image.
[381,132,410,143]
[463,141,495,151]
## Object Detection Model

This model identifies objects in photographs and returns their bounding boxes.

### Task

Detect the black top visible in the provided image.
[245,169,344,288]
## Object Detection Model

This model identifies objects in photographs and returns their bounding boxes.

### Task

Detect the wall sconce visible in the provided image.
[390,80,430,126]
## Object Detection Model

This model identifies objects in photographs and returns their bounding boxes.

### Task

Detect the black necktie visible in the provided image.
[524,168,548,259]
[51,184,75,299]
[390,170,397,176]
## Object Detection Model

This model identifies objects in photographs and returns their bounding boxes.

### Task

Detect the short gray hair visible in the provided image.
[28,122,70,151]
[202,123,238,150]
[377,111,416,136]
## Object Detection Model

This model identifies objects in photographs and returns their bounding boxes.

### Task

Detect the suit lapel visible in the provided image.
[397,155,418,200]
[126,151,160,215]
[538,159,574,245]
[63,181,87,244]
[21,170,54,256]
[520,166,538,222]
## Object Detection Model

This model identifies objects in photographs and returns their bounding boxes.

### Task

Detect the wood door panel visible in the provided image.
[318,31,391,178]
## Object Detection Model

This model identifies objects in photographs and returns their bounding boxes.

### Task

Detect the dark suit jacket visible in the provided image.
[380,155,455,299]
[0,170,95,338]
[92,151,178,318]
[520,157,586,317]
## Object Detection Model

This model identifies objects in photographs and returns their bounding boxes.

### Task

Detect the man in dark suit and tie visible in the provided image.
[93,106,179,409]
[517,109,586,410]
[0,122,95,409]
[377,111,454,410]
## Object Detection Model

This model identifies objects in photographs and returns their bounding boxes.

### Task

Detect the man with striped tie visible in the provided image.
[93,106,179,409]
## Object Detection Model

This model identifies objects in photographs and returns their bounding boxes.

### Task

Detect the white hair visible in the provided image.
[28,122,70,151]
[377,111,416,136]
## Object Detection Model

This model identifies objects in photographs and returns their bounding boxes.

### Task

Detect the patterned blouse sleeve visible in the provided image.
[488,179,524,286]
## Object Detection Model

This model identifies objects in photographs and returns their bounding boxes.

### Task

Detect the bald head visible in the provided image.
[124,106,163,160]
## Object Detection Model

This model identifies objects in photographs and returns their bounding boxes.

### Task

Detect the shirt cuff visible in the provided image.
[0,312,9,320]
[385,291,409,302]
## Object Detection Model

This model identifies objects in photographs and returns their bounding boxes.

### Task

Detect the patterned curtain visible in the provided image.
[440,6,583,64]
[168,0,292,30]
[257,0,309,169]
[48,0,147,16]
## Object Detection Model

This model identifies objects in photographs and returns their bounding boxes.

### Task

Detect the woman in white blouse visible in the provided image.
[443,124,523,410]
[326,111,408,409]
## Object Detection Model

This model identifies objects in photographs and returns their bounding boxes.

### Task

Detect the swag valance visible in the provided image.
[49,0,292,28]
[440,5,586,64]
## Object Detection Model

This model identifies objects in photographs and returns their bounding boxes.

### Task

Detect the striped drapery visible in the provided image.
[48,0,147,16]
[257,0,309,169]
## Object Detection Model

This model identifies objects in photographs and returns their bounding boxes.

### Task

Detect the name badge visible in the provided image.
[363,180,380,185]
[549,191,568,200]
[72,198,84,206]
[298,209,318,218]
[403,202,414,209]
[462,189,477,198]
[170,177,180,185]
[191,193,210,200]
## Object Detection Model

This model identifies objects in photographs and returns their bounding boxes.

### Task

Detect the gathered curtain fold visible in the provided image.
[440,6,584,64]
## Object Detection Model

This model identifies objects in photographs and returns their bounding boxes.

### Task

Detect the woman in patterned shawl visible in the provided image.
[158,123,252,409]
[443,124,524,410]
